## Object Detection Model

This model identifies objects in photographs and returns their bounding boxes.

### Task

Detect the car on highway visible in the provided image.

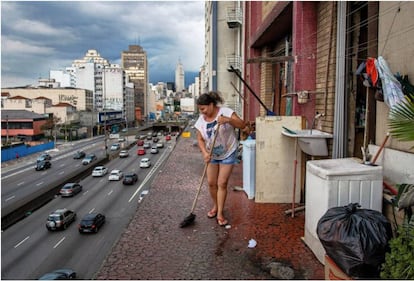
[59,183,82,197]
[82,154,97,165]
[137,148,146,155]
[165,135,171,141]
[152,137,159,143]
[78,213,106,233]
[143,142,151,149]
[108,169,123,181]
[150,146,158,154]
[122,173,138,185]
[92,166,108,177]
[35,160,51,171]
[110,143,121,151]
[38,268,76,280]
[119,150,129,158]
[118,137,126,142]
[37,153,52,162]
[140,158,151,168]
[46,209,76,231]
[156,142,164,148]
[73,150,86,159]
[137,139,144,146]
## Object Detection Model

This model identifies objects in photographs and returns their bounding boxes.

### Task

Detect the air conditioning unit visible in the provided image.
[226,6,242,28]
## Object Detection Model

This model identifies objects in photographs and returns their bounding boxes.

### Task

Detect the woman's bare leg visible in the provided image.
[216,163,234,223]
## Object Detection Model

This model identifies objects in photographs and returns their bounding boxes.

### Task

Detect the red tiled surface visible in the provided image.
[95,130,324,279]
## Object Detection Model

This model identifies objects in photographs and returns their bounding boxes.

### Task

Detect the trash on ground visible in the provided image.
[248,239,257,248]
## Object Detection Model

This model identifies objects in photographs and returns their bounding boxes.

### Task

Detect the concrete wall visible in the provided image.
[376,1,414,153]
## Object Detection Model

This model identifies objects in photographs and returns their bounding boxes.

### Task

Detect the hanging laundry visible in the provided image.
[366,57,378,87]
[375,56,406,109]
[355,58,378,88]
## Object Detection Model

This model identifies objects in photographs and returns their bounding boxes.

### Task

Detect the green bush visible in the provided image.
[380,223,414,279]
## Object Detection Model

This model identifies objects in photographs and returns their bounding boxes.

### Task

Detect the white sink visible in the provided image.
[281,129,333,156]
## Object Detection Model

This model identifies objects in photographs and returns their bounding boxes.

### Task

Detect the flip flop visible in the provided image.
[207,209,217,218]
[217,218,228,226]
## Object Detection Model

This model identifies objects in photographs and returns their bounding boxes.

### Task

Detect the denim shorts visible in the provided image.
[210,149,237,165]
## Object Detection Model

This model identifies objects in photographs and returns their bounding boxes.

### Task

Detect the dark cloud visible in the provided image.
[1,1,204,87]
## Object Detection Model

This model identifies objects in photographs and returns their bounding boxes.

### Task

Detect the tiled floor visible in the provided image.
[95,131,325,279]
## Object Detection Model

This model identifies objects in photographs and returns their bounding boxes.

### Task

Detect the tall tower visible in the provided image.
[175,60,185,93]
[121,45,148,120]
[72,49,110,111]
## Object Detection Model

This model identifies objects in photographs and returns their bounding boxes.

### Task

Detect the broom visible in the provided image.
[179,123,221,228]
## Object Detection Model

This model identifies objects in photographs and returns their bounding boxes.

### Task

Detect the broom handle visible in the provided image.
[190,123,221,213]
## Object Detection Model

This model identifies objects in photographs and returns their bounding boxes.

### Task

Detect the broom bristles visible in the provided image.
[179,213,196,228]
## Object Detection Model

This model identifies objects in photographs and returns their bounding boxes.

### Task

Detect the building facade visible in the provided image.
[204,1,244,117]
[121,45,148,119]
[175,60,185,93]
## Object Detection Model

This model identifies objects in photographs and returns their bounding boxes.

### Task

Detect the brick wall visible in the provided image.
[259,48,274,116]
[315,2,336,134]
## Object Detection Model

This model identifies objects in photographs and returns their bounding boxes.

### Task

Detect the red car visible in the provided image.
[137,148,146,155]
[165,135,171,141]
[137,140,144,146]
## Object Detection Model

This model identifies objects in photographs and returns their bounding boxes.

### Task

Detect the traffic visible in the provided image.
[1,129,177,279]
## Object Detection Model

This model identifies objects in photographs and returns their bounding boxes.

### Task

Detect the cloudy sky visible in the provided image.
[1,1,205,88]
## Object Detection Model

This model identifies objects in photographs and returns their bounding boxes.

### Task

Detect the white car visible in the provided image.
[119,150,129,158]
[156,142,164,148]
[92,166,108,177]
[150,147,158,154]
[110,143,120,151]
[140,158,151,168]
[108,169,123,181]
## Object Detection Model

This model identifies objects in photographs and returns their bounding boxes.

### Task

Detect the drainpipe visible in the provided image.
[332,1,347,158]
[212,1,218,91]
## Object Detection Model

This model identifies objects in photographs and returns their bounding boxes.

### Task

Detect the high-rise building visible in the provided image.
[175,60,185,93]
[204,1,244,115]
[121,45,148,120]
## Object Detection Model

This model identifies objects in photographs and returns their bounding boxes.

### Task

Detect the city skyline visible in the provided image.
[1,1,204,88]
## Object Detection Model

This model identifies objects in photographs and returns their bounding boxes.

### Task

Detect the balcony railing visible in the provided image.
[226,6,242,28]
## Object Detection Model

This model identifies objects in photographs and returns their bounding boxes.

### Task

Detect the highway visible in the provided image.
[1,133,177,279]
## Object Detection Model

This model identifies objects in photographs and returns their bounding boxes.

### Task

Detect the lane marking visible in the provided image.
[128,148,170,203]
[108,190,113,196]
[36,182,44,186]
[59,171,65,175]
[14,236,30,248]
[89,208,95,214]
[5,195,15,202]
[17,182,25,186]
[53,237,65,249]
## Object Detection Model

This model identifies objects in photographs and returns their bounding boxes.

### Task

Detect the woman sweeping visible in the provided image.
[194,91,247,226]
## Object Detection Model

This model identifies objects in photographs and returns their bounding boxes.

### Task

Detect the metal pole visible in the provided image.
[103,68,108,158]
[6,115,9,144]
[125,117,128,145]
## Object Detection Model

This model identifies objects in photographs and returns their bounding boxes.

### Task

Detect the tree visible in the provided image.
[41,115,61,139]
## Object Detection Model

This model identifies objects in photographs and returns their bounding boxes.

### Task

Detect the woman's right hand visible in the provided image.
[203,151,211,163]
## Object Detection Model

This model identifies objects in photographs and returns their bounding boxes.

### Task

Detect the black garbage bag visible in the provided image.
[317,203,393,279]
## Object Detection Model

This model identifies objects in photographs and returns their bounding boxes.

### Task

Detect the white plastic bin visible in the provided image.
[304,157,383,264]
[242,137,256,199]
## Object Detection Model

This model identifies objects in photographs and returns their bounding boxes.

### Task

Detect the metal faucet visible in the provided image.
[310,112,324,134]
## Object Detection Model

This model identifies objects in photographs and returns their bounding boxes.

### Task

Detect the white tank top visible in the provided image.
[195,107,238,160]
